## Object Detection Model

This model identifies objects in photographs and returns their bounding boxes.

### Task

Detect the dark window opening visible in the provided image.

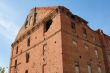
[16,46,18,54]
[33,13,37,26]
[43,47,45,56]
[15,60,17,69]
[25,70,28,73]
[71,22,75,29]
[26,52,30,63]
[27,36,30,46]
[83,28,87,35]
[83,28,87,38]
[71,15,76,20]
[44,19,52,32]
[42,64,46,73]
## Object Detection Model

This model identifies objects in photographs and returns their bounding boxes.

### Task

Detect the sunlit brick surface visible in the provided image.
[9,6,109,73]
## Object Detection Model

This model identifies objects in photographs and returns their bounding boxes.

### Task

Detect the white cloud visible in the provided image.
[0,17,19,41]
[0,1,20,42]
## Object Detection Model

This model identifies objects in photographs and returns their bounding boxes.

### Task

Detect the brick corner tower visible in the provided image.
[9,6,109,73]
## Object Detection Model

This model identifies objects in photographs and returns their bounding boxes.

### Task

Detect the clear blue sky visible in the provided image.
[0,0,110,68]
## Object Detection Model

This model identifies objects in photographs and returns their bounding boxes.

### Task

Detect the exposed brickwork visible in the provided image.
[97,30,110,73]
[9,6,109,73]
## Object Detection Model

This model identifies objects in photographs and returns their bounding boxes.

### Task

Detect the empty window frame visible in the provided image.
[83,28,87,34]
[88,64,92,73]
[27,36,30,47]
[44,19,52,32]
[98,66,102,73]
[25,70,28,73]
[83,28,87,38]
[72,37,77,46]
[95,49,99,59]
[15,59,17,69]
[75,62,80,73]
[42,64,46,73]
[85,44,89,50]
[26,52,30,63]
[71,15,76,20]
[33,13,37,26]
[72,40,77,46]
[71,22,76,29]
[16,46,18,54]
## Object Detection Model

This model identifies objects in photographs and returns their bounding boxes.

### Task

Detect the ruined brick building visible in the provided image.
[9,6,110,73]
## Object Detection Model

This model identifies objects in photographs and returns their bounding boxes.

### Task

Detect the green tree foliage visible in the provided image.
[0,67,5,73]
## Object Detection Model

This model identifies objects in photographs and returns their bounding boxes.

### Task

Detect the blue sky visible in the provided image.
[0,0,110,69]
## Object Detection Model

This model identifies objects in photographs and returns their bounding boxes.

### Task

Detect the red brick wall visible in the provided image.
[60,10,106,73]
[9,7,63,73]
[97,31,110,73]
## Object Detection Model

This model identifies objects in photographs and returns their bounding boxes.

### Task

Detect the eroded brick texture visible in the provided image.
[9,6,110,73]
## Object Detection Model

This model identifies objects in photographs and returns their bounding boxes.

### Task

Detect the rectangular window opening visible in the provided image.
[26,52,30,63]
[71,22,76,29]
[95,49,99,59]
[15,60,17,69]
[98,66,101,73]
[25,70,28,73]
[16,46,18,54]
[27,36,30,47]
[33,13,37,26]
[44,19,52,32]
[88,64,92,73]
[72,40,77,46]
[75,62,80,73]
[83,28,87,38]
[42,64,46,73]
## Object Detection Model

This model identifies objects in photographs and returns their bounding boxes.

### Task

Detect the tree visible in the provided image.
[0,67,5,73]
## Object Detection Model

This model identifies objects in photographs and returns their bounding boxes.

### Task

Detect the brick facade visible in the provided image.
[9,6,110,73]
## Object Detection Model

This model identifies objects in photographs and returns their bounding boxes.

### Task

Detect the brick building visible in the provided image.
[9,6,110,73]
